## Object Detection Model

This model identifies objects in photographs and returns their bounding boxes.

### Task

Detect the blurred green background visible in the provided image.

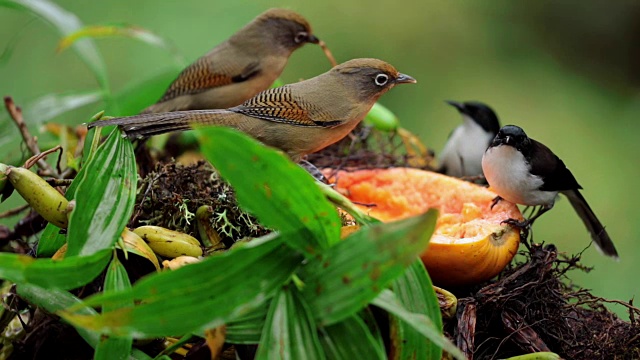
[1,1,638,315]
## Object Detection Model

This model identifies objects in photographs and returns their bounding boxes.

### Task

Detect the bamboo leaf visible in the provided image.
[66,128,137,257]
[17,283,100,347]
[0,249,111,290]
[22,90,104,127]
[255,286,324,360]
[197,127,341,256]
[0,0,109,92]
[57,24,184,66]
[94,256,133,360]
[226,305,267,344]
[300,210,438,325]
[318,315,385,360]
[372,290,465,360]
[59,233,302,337]
[390,260,443,360]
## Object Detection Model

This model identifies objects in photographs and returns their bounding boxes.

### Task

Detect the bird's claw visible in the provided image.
[501,218,530,229]
[490,196,503,210]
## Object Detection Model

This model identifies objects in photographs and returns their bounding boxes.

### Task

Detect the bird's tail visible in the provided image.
[87,109,230,139]
[562,189,619,259]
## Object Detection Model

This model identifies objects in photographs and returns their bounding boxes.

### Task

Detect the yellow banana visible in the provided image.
[162,256,201,270]
[133,226,203,258]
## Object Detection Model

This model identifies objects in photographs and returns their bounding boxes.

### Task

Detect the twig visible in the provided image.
[23,145,62,170]
[4,97,60,178]
[0,204,30,219]
[45,178,74,187]
[571,293,640,314]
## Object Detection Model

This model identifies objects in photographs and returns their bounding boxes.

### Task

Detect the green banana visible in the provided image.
[5,166,69,228]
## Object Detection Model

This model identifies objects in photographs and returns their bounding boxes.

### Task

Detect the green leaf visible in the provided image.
[0,249,111,290]
[66,128,137,257]
[372,290,465,360]
[17,283,100,347]
[60,233,302,337]
[390,260,443,360]
[0,0,109,92]
[226,305,267,344]
[94,256,133,360]
[37,113,106,258]
[197,127,341,256]
[22,90,104,127]
[130,349,154,360]
[318,315,385,360]
[107,68,179,116]
[37,223,66,257]
[57,24,185,67]
[255,286,324,360]
[300,210,438,325]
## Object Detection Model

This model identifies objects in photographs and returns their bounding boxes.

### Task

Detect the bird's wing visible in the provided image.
[229,85,344,128]
[529,139,583,191]
[158,57,261,102]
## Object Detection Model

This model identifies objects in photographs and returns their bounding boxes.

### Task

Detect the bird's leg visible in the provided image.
[490,196,503,210]
[502,204,552,230]
[298,160,330,184]
[525,204,552,225]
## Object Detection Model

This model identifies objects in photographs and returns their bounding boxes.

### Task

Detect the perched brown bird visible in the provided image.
[89,58,416,161]
[142,8,320,114]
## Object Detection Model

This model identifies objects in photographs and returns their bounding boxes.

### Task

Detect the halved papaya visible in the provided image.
[327,168,522,287]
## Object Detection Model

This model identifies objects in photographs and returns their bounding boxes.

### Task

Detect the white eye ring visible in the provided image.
[294,32,308,44]
[374,73,389,86]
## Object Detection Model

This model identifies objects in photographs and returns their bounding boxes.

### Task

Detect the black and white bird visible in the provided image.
[482,125,618,259]
[438,101,501,178]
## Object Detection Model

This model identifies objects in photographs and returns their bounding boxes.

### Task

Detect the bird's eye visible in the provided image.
[294,31,308,44]
[374,73,389,86]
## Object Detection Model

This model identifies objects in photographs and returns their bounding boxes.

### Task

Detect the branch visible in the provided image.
[4,96,60,177]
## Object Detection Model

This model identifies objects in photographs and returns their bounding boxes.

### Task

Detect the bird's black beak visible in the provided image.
[308,35,320,44]
[445,100,465,113]
[395,73,417,84]
[492,135,512,147]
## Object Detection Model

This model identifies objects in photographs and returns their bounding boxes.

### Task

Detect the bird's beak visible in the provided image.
[395,73,417,84]
[308,35,320,44]
[445,100,465,113]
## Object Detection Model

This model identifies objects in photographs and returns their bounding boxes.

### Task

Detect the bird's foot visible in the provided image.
[501,217,530,229]
[490,195,503,210]
[298,160,330,184]
[502,217,532,247]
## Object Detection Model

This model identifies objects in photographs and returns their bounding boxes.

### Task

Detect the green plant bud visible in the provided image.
[196,205,225,250]
[363,102,399,132]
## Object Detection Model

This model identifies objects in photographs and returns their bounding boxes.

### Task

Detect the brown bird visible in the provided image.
[89,58,416,162]
[142,8,320,114]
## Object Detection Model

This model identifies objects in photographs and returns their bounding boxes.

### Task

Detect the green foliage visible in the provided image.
[390,260,444,359]
[93,256,133,360]
[0,250,111,290]
[197,126,342,256]
[66,127,137,256]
